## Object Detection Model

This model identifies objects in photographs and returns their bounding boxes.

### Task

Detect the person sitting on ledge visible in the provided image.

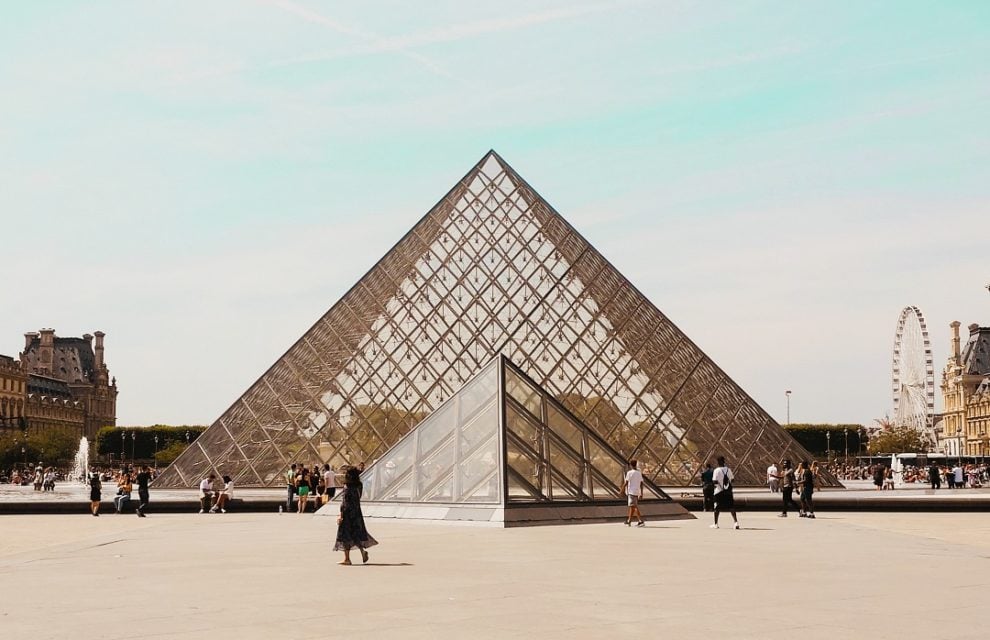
[210,475,234,513]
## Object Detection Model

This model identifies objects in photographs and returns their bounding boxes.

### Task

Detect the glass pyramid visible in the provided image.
[328,355,686,525]
[156,151,834,489]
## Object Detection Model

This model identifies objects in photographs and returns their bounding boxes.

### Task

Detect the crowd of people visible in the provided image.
[820,461,988,488]
[283,462,351,514]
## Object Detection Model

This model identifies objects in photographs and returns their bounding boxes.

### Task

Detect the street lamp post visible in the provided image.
[826,431,831,463]
[185,431,191,445]
[785,390,792,425]
[844,428,849,466]
[956,428,963,465]
[21,446,25,466]
[121,431,126,465]
[154,435,159,469]
[131,431,136,463]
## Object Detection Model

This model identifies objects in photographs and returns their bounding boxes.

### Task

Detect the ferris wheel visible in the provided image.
[891,306,935,437]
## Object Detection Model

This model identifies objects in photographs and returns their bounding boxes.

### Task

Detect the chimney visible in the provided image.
[24,332,38,351]
[39,328,55,374]
[950,321,961,361]
[968,323,980,334]
[83,333,93,345]
[94,331,105,371]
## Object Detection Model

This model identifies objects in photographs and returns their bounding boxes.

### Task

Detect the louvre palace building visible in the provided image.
[0,328,117,439]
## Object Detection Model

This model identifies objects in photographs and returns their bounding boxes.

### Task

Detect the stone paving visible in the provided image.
[0,509,987,639]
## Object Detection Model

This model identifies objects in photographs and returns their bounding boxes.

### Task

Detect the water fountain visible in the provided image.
[71,436,89,483]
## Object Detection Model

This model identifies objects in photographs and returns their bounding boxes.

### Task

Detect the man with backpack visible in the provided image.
[710,456,739,530]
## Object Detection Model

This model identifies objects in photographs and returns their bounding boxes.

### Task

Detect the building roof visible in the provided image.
[26,374,73,399]
[22,336,96,383]
[961,326,990,376]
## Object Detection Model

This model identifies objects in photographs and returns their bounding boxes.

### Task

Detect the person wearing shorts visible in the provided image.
[296,466,311,514]
[621,459,645,527]
[711,456,739,530]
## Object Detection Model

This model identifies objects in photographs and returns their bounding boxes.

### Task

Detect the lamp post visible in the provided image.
[21,446,25,466]
[826,431,831,463]
[844,428,849,466]
[154,435,159,469]
[785,390,792,425]
[956,428,963,465]
[121,431,126,465]
[185,430,191,445]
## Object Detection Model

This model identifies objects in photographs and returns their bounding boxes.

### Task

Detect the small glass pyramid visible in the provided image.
[343,355,688,525]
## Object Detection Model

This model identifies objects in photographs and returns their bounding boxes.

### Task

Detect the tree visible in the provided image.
[867,425,932,455]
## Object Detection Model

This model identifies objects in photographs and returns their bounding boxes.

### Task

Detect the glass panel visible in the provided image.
[382,475,413,501]
[591,472,623,499]
[547,438,584,496]
[547,404,585,457]
[506,432,544,498]
[417,400,456,457]
[457,361,499,424]
[366,435,415,501]
[414,437,455,499]
[505,368,543,420]
[460,401,498,452]
[506,405,540,451]
[422,474,455,503]
[507,469,540,501]
[457,433,499,502]
[549,471,580,501]
[587,440,625,491]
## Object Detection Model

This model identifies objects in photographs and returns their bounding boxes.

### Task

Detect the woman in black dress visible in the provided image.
[89,470,102,517]
[333,467,377,565]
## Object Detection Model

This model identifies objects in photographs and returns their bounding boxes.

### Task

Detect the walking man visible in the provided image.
[710,456,739,530]
[799,460,816,518]
[323,464,337,501]
[776,459,802,517]
[767,461,779,493]
[285,463,297,512]
[621,459,645,527]
[928,461,941,490]
[700,462,715,512]
[135,465,152,517]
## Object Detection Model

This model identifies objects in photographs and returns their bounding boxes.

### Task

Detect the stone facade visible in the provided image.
[0,328,118,440]
[939,321,990,456]
[0,355,27,429]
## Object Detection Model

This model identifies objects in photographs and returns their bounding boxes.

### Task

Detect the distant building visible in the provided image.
[0,355,27,429]
[939,322,990,457]
[0,328,118,439]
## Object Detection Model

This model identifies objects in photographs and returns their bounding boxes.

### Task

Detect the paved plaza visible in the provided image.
[1,510,987,639]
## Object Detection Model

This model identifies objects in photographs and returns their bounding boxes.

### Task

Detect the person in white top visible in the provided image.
[620,459,645,527]
[710,456,739,530]
[198,475,215,514]
[766,462,779,493]
[323,464,338,500]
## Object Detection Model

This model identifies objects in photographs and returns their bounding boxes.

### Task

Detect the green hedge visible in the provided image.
[96,425,207,461]
[783,424,865,459]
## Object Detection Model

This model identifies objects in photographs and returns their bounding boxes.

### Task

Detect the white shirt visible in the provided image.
[324,468,336,488]
[199,478,213,495]
[953,466,964,482]
[713,466,734,494]
[219,480,234,497]
[767,464,778,482]
[624,469,643,496]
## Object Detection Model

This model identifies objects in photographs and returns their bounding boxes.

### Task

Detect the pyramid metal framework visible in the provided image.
[157,151,834,489]
[319,355,688,525]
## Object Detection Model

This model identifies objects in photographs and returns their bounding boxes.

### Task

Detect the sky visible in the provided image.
[1,1,987,428]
